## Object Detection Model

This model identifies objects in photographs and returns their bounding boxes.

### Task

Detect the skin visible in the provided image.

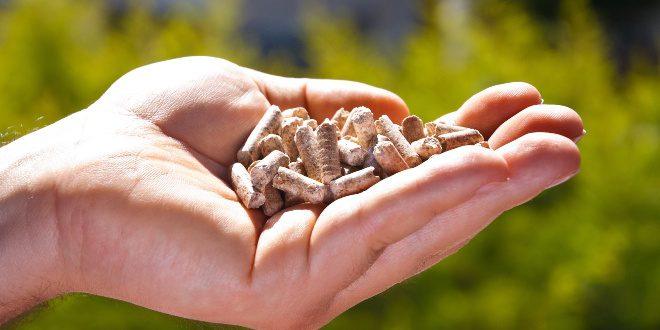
[0,56,584,329]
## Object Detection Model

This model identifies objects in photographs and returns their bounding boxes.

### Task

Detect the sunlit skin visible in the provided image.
[0,57,583,328]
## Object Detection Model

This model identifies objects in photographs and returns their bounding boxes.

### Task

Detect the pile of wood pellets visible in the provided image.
[231,106,487,216]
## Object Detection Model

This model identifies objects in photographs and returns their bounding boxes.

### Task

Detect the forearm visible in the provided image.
[0,131,66,323]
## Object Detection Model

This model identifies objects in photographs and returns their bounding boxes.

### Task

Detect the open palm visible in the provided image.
[49,56,583,328]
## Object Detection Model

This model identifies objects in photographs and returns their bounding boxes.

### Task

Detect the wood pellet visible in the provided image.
[232,106,489,215]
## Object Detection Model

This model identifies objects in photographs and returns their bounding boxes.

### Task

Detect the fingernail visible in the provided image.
[573,129,587,143]
[548,169,580,188]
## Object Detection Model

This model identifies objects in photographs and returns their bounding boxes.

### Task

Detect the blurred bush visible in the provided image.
[2,0,658,329]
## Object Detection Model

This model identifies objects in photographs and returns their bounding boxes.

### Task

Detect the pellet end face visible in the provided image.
[350,106,377,148]
[282,106,310,119]
[412,136,443,159]
[331,107,350,129]
[373,140,409,175]
[250,150,290,192]
[401,115,425,143]
[338,139,367,167]
[258,133,285,157]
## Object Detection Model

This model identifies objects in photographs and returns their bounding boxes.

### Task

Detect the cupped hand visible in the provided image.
[4,57,583,328]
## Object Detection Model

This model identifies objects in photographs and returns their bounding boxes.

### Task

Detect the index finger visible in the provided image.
[244,68,409,123]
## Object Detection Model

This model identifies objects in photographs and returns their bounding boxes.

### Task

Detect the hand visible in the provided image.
[0,56,583,328]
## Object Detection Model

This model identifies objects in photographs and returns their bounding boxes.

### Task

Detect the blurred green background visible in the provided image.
[1,0,658,329]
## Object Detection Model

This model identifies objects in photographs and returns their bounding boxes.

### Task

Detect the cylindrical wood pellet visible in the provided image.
[350,107,377,148]
[328,167,380,200]
[411,136,443,159]
[331,108,350,130]
[376,134,390,143]
[373,140,410,174]
[237,105,282,166]
[280,117,303,160]
[250,150,290,192]
[284,159,306,207]
[281,106,309,119]
[401,115,425,143]
[337,139,367,167]
[294,125,322,182]
[272,167,327,204]
[375,115,422,167]
[230,163,265,209]
[426,121,468,137]
[437,129,484,151]
[340,108,357,137]
[262,184,284,216]
[258,134,285,158]
[316,120,342,184]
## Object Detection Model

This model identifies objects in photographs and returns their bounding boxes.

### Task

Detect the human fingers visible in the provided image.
[245,69,409,123]
[488,104,585,149]
[307,146,509,296]
[439,82,542,137]
[322,133,580,319]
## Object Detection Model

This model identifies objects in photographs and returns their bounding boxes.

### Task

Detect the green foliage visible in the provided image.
[2,0,658,329]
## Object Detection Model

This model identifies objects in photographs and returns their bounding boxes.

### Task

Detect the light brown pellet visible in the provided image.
[303,119,318,129]
[234,101,490,206]
[411,136,443,159]
[426,121,468,137]
[284,159,306,207]
[230,163,265,208]
[262,184,283,216]
[437,129,485,151]
[337,139,367,167]
[376,134,390,143]
[401,115,425,143]
[250,150,290,192]
[328,167,380,200]
[272,167,327,204]
[373,140,410,175]
[281,106,309,119]
[316,120,342,184]
[280,117,303,159]
[331,108,350,130]
[294,125,321,182]
[341,108,357,137]
[258,133,284,157]
[375,115,422,167]
[350,106,377,148]
[237,105,282,166]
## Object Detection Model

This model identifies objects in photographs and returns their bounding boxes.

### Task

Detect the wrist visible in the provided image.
[0,119,74,322]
